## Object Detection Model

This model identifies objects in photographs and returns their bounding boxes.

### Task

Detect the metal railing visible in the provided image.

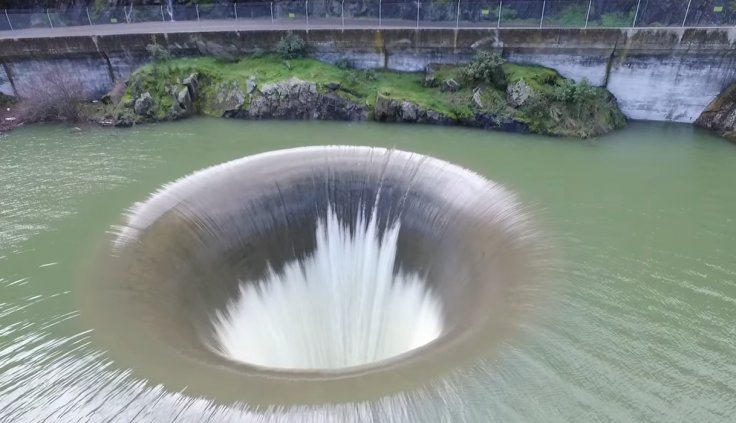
[1,0,734,32]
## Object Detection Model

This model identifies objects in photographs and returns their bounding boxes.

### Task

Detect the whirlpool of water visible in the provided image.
[89,146,544,407]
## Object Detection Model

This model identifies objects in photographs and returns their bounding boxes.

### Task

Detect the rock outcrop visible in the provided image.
[507,80,534,108]
[374,94,454,125]
[470,112,530,133]
[247,78,367,121]
[133,92,156,117]
[210,81,246,117]
[695,82,736,142]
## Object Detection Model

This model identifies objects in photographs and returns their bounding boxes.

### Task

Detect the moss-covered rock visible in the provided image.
[695,82,736,142]
[116,54,626,139]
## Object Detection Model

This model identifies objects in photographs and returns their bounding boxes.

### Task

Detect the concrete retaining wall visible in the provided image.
[0,63,13,96]
[0,28,734,123]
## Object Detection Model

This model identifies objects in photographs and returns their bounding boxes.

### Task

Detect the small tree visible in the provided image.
[459,51,507,90]
[277,33,306,60]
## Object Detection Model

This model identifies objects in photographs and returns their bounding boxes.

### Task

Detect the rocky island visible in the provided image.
[99,36,626,139]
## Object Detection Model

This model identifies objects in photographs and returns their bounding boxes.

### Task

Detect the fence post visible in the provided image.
[584,0,591,28]
[379,0,382,28]
[632,0,641,27]
[46,8,54,28]
[4,9,11,30]
[341,0,345,30]
[306,0,309,28]
[86,7,92,25]
[682,0,692,27]
[456,0,460,29]
[497,0,502,28]
[234,3,238,20]
[539,0,545,28]
[196,4,200,21]
[416,0,420,30]
[270,2,274,25]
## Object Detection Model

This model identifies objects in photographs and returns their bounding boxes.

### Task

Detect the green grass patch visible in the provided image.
[502,63,560,94]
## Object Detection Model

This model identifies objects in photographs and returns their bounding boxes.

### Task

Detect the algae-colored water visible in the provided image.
[1,119,734,421]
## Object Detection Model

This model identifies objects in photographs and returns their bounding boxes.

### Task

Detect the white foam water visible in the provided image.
[212,206,444,370]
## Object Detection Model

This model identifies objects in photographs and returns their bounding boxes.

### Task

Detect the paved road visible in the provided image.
[0,18,496,39]
[2,17,729,40]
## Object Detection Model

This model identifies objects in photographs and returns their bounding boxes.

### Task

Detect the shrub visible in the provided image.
[362,69,377,81]
[0,92,15,108]
[335,58,353,70]
[599,11,635,27]
[146,43,171,62]
[552,78,603,121]
[277,34,306,60]
[553,79,598,106]
[459,51,507,90]
[17,71,90,123]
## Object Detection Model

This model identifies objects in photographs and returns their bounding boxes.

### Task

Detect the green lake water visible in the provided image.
[0,119,735,421]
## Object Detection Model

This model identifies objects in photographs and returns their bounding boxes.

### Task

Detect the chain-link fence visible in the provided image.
[1,1,734,32]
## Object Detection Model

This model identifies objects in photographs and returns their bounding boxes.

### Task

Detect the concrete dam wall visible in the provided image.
[0,27,734,123]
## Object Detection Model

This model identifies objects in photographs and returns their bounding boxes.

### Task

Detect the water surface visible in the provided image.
[1,120,735,421]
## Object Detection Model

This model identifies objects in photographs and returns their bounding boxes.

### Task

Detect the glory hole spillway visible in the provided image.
[85,146,546,410]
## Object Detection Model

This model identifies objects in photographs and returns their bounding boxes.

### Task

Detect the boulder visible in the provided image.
[246,77,257,94]
[441,79,460,93]
[374,93,453,125]
[424,110,455,126]
[258,78,317,108]
[423,63,445,88]
[472,87,483,108]
[507,79,534,108]
[133,92,155,117]
[374,94,403,122]
[400,101,418,121]
[326,82,341,91]
[183,73,199,99]
[114,109,137,127]
[695,82,736,142]
[246,78,365,121]
[471,112,529,133]
[210,81,246,116]
[169,87,193,120]
[314,93,367,121]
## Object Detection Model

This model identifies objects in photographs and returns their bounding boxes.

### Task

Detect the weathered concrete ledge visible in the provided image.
[1,27,735,123]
